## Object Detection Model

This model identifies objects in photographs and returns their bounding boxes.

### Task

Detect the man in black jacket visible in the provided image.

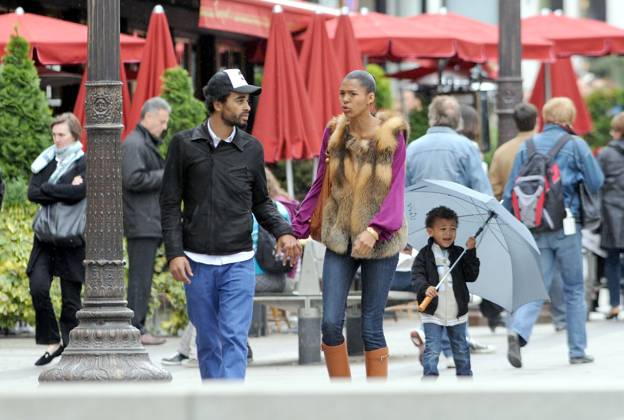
[122,96,171,345]
[160,69,301,379]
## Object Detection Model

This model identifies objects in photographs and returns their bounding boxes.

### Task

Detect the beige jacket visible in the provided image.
[488,131,534,200]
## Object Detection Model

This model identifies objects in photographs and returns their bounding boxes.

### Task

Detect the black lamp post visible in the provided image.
[39,0,171,382]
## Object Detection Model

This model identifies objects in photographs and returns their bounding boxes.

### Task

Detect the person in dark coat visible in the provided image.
[598,112,624,320]
[122,96,171,345]
[27,113,86,366]
[412,206,479,377]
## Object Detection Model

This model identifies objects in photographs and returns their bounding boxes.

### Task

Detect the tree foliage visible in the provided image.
[160,66,206,155]
[0,33,52,179]
[585,88,624,148]
[367,63,393,111]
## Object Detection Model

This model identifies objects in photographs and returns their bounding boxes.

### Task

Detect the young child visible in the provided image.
[412,206,480,377]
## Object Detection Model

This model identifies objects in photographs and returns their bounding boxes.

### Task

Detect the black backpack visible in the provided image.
[511,134,570,233]
[256,226,292,274]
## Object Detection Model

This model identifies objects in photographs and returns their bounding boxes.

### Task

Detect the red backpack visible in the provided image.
[511,135,570,232]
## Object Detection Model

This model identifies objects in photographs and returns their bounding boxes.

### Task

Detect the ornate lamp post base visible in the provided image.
[39,307,171,382]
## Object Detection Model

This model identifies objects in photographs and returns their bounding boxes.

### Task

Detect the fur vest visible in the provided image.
[321,113,408,259]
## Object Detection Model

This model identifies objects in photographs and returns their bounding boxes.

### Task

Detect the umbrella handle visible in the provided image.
[418,296,433,312]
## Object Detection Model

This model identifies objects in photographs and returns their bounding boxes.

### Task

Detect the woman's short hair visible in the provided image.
[611,112,624,134]
[542,97,576,126]
[343,70,376,93]
[513,103,538,132]
[50,112,82,141]
[428,95,461,129]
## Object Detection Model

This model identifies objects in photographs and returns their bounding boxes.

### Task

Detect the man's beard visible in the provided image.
[223,113,247,129]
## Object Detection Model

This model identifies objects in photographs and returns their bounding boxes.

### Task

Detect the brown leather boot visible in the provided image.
[365,347,389,378]
[322,342,351,378]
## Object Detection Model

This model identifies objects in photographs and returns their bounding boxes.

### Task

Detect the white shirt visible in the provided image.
[183,119,254,266]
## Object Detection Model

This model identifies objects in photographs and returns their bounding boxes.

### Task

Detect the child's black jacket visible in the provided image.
[411,237,480,317]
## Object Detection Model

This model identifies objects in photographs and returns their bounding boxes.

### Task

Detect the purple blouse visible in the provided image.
[292,127,406,242]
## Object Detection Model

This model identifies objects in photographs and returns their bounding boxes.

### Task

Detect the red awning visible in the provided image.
[198,0,339,39]
[408,12,554,61]
[127,6,178,133]
[0,10,145,64]
[522,12,624,57]
[252,9,321,162]
[529,58,592,135]
[324,11,486,62]
[298,13,342,135]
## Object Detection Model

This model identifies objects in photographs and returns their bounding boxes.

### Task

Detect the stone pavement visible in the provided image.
[1,314,623,420]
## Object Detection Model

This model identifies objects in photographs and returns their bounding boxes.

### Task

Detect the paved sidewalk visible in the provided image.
[1,315,622,386]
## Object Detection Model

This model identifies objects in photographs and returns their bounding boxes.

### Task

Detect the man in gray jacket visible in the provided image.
[122,97,171,345]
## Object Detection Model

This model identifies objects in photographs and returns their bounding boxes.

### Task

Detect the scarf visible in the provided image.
[31,141,84,184]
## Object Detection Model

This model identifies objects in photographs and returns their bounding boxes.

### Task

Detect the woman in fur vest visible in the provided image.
[293,70,407,379]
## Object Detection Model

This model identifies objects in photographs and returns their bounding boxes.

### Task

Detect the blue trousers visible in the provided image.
[510,228,587,358]
[184,258,255,379]
[423,322,472,376]
[322,249,398,351]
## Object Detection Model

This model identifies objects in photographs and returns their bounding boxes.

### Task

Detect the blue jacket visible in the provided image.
[252,200,290,275]
[406,126,493,195]
[502,124,604,220]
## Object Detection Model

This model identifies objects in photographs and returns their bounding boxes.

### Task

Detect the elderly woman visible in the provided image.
[27,113,86,366]
[293,70,407,379]
[598,112,624,320]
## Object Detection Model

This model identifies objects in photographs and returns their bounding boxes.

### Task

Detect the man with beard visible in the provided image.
[160,69,301,380]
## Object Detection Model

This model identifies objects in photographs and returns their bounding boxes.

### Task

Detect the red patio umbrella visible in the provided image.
[0,8,144,64]
[522,11,624,57]
[332,12,364,76]
[126,5,178,133]
[252,7,321,194]
[524,11,624,136]
[408,12,554,61]
[298,13,342,135]
[324,10,486,62]
[73,64,133,148]
[529,57,592,135]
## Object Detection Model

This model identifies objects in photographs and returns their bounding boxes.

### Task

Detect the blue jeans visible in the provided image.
[322,248,398,351]
[605,249,623,307]
[423,322,472,376]
[549,268,567,329]
[510,228,587,358]
[184,258,255,380]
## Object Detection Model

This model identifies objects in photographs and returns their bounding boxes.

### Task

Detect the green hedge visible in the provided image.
[585,88,624,148]
[0,202,187,335]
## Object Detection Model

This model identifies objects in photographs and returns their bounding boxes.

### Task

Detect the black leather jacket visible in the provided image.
[160,123,292,262]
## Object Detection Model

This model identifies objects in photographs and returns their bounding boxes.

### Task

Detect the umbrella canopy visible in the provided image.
[198,0,339,38]
[406,179,547,312]
[298,13,342,136]
[0,9,144,64]
[325,10,486,62]
[408,12,554,61]
[126,5,178,133]
[73,63,133,149]
[331,13,364,77]
[529,57,593,135]
[522,11,624,57]
[252,9,321,163]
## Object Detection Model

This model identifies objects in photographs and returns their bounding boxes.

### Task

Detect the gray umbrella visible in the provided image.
[405,179,548,312]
